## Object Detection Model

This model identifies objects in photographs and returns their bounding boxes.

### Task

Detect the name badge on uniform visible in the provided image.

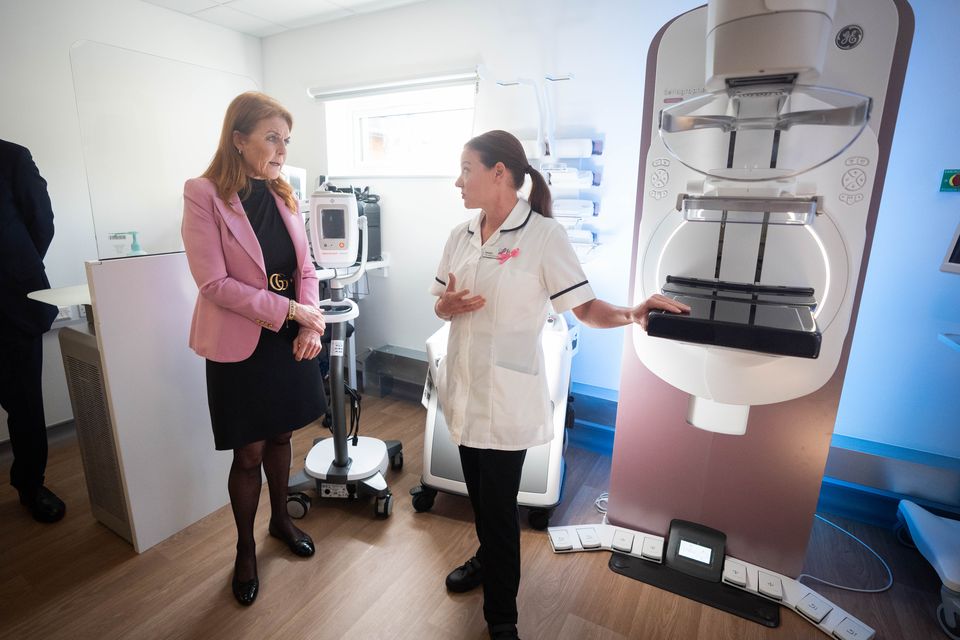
[481,247,520,265]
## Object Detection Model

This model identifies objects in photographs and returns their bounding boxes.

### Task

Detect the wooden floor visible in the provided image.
[0,394,945,640]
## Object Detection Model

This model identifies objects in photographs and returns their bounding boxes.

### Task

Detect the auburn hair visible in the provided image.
[202,91,298,214]
[464,130,552,218]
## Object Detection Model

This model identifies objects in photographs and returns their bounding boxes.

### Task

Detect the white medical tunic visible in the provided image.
[430,199,595,450]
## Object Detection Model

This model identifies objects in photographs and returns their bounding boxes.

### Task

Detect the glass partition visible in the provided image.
[70,41,257,258]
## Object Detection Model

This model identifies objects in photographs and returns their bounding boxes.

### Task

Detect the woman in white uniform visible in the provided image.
[431,130,689,640]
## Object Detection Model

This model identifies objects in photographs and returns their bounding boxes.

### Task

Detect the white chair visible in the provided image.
[897,500,960,639]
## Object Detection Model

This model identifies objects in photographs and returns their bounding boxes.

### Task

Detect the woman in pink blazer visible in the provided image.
[182,92,327,606]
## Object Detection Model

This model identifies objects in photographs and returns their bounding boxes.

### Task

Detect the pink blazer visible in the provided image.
[181,177,319,363]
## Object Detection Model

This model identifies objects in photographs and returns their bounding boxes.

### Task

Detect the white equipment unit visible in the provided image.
[897,501,960,640]
[287,189,402,519]
[411,314,578,529]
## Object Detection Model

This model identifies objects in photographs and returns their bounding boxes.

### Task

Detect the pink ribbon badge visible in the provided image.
[497,247,520,265]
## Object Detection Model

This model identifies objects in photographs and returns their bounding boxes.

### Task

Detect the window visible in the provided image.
[324,83,476,177]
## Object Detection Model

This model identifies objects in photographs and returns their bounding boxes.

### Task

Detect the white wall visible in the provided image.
[834,0,960,458]
[263,0,701,390]
[264,0,960,463]
[0,0,262,440]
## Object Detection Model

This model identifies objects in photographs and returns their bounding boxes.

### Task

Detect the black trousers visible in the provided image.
[459,445,527,627]
[0,330,48,494]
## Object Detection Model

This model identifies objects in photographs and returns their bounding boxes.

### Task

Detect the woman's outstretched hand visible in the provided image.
[436,273,485,319]
[630,294,691,331]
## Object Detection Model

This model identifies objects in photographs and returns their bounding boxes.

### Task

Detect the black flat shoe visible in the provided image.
[231,572,259,606]
[19,486,66,523]
[446,556,483,593]
[489,623,520,639]
[268,522,315,557]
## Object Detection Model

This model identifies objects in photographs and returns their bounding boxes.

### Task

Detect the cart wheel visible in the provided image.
[410,485,437,512]
[939,604,960,640]
[565,404,576,430]
[528,508,551,530]
[391,452,404,471]
[375,493,394,519]
[893,521,915,548]
[286,492,311,519]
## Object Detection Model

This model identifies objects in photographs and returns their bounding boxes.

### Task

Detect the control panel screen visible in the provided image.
[678,539,712,565]
[321,209,346,240]
[942,221,960,274]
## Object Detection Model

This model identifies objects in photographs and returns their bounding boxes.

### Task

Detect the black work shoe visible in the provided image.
[488,623,520,639]
[268,521,315,557]
[231,569,259,606]
[19,486,66,523]
[445,556,483,592]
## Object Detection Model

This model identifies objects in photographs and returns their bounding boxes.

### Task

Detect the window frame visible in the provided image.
[324,83,477,178]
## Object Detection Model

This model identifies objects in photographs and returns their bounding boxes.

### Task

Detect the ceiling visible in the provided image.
[142,0,426,38]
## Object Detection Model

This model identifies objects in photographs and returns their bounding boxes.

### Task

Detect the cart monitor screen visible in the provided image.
[321,208,346,240]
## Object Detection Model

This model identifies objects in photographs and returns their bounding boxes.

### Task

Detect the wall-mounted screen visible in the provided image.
[941,221,960,275]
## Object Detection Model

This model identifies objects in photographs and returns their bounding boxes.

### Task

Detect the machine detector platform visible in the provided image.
[648,276,822,359]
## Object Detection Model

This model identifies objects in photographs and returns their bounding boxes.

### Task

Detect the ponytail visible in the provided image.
[465,130,553,218]
[523,164,552,218]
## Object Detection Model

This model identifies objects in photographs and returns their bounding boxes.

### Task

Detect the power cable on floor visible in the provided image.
[594,491,608,515]
[796,514,894,593]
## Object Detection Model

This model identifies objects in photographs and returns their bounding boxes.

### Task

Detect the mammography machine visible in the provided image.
[411,314,578,529]
[287,189,402,518]
[549,0,913,637]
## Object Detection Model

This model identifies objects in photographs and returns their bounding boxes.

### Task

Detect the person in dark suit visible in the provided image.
[0,138,64,523]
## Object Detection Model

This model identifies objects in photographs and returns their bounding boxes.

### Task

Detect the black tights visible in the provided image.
[229,432,303,581]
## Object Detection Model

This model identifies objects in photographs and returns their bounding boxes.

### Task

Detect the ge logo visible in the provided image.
[836,25,863,50]
[650,168,669,188]
[842,168,867,191]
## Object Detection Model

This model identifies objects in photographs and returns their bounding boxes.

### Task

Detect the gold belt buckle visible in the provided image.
[269,273,291,291]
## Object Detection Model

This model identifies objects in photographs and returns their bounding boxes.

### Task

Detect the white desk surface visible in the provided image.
[27,284,91,306]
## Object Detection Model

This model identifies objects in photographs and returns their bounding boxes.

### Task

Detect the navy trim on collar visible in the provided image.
[465,203,536,236]
[501,208,534,233]
[550,280,588,300]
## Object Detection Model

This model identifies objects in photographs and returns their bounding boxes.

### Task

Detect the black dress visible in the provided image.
[205,179,326,450]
